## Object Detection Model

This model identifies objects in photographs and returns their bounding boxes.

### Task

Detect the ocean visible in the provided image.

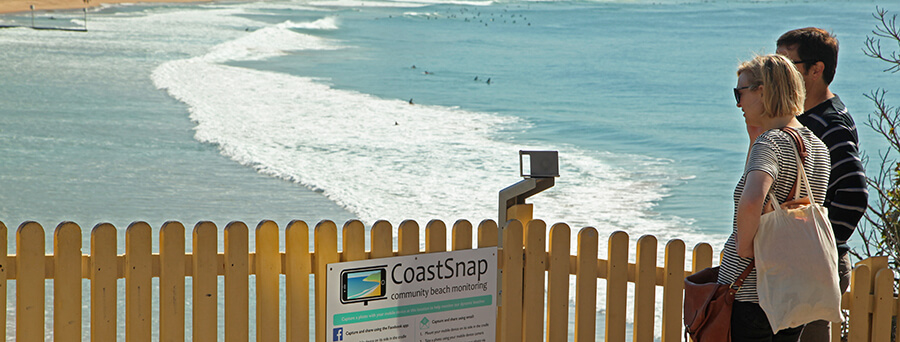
[0,0,896,340]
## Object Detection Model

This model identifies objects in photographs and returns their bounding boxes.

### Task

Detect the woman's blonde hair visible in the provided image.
[737,54,805,118]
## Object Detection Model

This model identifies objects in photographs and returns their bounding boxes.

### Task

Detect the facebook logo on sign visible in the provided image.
[333,327,343,341]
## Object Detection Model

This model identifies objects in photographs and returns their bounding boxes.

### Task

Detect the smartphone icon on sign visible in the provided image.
[341,266,387,305]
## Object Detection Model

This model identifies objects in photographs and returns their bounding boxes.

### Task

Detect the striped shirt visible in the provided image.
[718,127,830,303]
[796,95,868,257]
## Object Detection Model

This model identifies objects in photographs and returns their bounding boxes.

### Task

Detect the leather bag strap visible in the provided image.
[730,260,755,292]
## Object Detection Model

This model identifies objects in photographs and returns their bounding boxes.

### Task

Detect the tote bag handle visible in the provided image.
[767,127,816,210]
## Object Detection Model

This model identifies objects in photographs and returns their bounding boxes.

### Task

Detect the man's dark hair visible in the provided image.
[777,27,839,85]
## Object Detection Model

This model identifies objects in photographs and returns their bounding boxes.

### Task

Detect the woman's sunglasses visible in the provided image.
[734,86,751,104]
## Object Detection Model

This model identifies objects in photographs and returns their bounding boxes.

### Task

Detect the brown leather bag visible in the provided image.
[683,261,754,342]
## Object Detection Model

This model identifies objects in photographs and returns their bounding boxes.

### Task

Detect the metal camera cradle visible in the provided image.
[498,150,559,228]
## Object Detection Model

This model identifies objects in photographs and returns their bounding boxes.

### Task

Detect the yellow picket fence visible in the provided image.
[842,256,898,342]
[0,219,896,342]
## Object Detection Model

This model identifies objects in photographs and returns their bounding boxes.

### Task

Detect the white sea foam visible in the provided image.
[282,17,340,30]
[403,11,441,17]
[202,25,339,62]
[230,2,332,11]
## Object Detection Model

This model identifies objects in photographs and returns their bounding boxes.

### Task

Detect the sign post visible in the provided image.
[327,248,498,342]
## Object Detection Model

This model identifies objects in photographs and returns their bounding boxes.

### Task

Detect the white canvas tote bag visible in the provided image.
[753,135,842,333]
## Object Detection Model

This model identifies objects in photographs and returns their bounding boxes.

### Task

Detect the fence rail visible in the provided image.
[0,219,895,341]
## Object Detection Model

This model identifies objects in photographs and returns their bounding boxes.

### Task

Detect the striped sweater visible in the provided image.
[718,127,831,303]
[796,95,868,257]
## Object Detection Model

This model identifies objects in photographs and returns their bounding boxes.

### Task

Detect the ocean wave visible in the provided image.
[280,17,340,30]
[201,22,341,63]
[149,10,724,337]
[150,13,719,239]
[403,11,442,17]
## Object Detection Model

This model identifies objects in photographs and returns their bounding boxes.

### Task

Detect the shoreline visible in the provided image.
[0,0,214,15]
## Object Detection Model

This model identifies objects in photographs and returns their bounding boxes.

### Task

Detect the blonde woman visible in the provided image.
[718,54,831,341]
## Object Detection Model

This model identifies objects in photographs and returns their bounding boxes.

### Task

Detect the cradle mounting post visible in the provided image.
[498,150,559,231]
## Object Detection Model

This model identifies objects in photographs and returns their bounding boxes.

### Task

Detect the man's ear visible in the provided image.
[810,61,826,81]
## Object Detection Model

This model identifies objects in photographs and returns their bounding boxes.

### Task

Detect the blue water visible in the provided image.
[1,0,896,340]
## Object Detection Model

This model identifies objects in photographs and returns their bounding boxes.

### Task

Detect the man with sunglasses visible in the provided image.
[776,27,867,342]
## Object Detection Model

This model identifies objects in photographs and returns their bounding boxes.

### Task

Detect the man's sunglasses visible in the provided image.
[734,86,752,104]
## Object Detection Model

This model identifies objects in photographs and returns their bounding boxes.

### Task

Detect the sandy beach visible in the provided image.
[0,0,211,14]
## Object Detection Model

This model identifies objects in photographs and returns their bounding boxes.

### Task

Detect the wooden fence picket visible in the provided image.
[523,220,547,342]
[91,223,118,342]
[605,231,629,342]
[313,221,338,342]
[477,219,500,340]
[370,220,393,259]
[224,221,250,342]
[341,220,366,262]
[126,221,152,342]
[478,219,498,248]
[871,268,894,342]
[545,223,570,342]
[285,220,310,342]
[574,227,599,342]
[160,221,186,342]
[499,219,524,342]
[192,221,218,342]
[452,219,473,251]
[691,242,713,273]
[17,222,44,342]
[398,220,420,256]
[54,222,82,342]
[256,220,281,342]
[661,239,685,342]
[0,222,6,341]
[425,220,447,253]
[849,264,871,342]
[633,235,657,342]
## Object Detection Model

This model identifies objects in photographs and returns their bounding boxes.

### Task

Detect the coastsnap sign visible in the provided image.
[327,247,497,342]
